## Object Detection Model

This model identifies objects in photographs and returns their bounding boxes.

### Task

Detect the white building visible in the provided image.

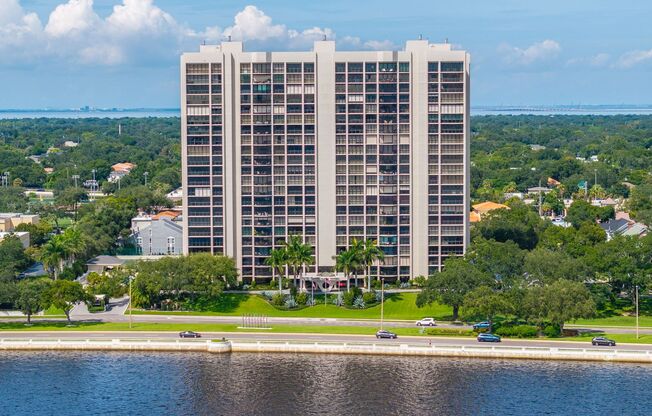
[181,40,470,282]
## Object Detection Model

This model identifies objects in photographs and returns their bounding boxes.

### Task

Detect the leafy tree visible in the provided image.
[521,280,595,332]
[566,200,614,228]
[416,258,493,321]
[0,187,28,212]
[524,248,587,285]
[16,279,51,324]
[0,234,32,276]
[462,286,514,329]
[472,201,543,250]
[44,280,90,324]
[15,221,53,247]
[54,187,87,220]
[466,237,525,286]
[86,272,128,298]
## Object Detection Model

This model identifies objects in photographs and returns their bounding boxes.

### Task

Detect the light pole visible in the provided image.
[129,275,134,329]
[636,285,639,340]
[72,175,79,188]
[3,172,9,188]
[144,171,149,187]
[380,277,385,330]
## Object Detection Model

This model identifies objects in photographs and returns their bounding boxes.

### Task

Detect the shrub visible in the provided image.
[399,282,411,289]
[494,325,538,338]
[343,287,362,306]
[272,293,286,306]
[241,284,250,291]
[544,324,561,338]
[353,296,365,309]
[412,276,427,288]
[375,291,383,302]
[290,285,298,299]
[284,296,298,309]
[362,291,377,305]
[306,297,316,306]
[296,292,308,305]
[261,291,274,301]
[425,328,474,336]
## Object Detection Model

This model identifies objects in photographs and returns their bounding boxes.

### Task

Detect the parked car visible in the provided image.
[376,329,398,339]
[592,337,616,346]
[477,333,501,343]
[473,321,491,330]
[416,317,436,326]
[179,331,201,338]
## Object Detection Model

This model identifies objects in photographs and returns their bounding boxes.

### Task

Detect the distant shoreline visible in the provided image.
[2,106,652,119]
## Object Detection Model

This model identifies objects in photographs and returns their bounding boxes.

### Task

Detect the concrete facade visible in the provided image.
[181,40,470,282]
[131,213,183,256]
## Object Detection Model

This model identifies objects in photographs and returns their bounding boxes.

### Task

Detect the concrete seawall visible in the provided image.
[1,338,651,363]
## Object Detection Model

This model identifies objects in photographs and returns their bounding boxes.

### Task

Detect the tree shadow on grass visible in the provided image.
[186,293,249,313]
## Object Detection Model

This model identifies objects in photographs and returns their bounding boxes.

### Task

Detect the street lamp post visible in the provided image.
[129,275,133,329]
[380,277,385,330]
[636,285,639,340]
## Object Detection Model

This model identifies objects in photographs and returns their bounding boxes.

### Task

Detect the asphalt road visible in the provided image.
[1,331,651,351]
[62,313,652,335]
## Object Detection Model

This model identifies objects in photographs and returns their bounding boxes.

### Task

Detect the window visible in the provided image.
[167,237,176,254]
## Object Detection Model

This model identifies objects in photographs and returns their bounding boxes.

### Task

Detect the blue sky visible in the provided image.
[1,0,651,108]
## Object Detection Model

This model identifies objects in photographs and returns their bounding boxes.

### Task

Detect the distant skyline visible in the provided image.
[1,0,651,108]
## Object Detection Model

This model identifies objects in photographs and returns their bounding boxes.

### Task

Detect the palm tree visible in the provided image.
[266,247,288,293]
[61,227,85,265]
[333,248,360,292]
[38,235,67,279]
[349,238,365,287]
[360,239,385,290]
[284,235,314,288]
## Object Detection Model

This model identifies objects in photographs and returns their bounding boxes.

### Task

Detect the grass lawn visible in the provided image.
[132,293,452,321]
[571,315,652,328]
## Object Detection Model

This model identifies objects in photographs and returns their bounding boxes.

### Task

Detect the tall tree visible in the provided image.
[360,238,385,290]
[266,247,288,293]
[333,248,361,292]
[416,258,493,321]
[16,279,51,324]
[462,286,514,330]
[522,279,595,332]
[284,235,314,288]
[44,280,90,324]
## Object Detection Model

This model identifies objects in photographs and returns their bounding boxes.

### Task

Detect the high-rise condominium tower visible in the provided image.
[181,40,469,282]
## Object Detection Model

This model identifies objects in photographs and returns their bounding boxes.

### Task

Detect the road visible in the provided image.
[1,331,651,351]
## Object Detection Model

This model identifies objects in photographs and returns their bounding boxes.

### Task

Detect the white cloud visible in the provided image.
[614,49,652,69]
[0,1,397,66]
[566,52,611,68]
[499,39,561,65]
[45,0,99,37]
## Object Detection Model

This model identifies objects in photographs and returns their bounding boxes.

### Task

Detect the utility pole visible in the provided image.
[538,178,543,217]
[129,276,133,329]
[144,171,149,187]
[72,175,79,188]
[91,169,97,201]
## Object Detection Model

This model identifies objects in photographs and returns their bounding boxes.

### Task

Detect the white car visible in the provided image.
[416,317,436,326]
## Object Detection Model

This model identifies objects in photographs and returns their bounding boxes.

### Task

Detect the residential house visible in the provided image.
[600,217,648,240]
[470,202,509,223]
[108,162,136,183]
[131,210,183,255]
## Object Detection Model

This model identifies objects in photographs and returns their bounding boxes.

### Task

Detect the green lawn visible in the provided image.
[133,293,452,320]
[571,315,652,328]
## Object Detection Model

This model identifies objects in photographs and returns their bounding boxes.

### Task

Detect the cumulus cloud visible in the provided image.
[566,52,611,68]
[0,1,396,67]
[498,39,561,65]
[614,49,652,69]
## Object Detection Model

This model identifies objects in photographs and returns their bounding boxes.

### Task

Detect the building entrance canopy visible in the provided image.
[299,272,348,292]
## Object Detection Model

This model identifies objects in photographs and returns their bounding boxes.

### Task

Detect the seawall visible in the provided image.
[1,338,651,363]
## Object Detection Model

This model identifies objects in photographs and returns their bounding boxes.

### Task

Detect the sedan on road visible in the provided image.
[376,329,398,339]
[416,318,436,326]
[592,337,616,346]
[179,331,201,338]
[473,321,491,331]
[477,333,501,343]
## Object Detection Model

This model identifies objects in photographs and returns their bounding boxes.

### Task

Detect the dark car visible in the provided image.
[376,329,398,339]
[179,331,201,338]
[477,333,501,343]
[473,321,491,330]
[592,336,616,346]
